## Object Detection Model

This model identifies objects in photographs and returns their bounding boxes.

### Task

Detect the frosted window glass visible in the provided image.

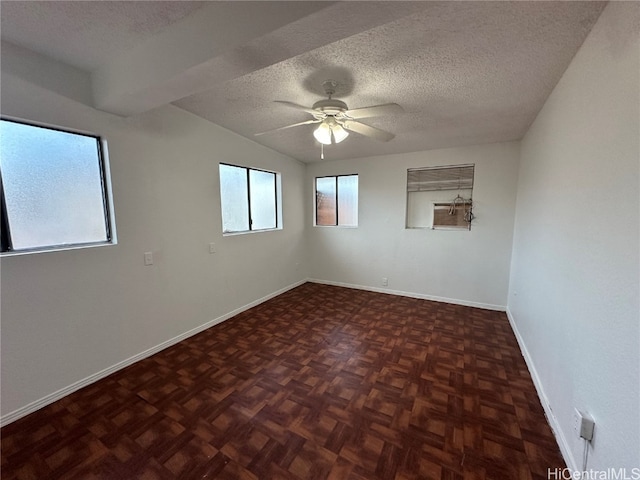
[219,164,280,234]
[337,175,358,226]
[0,119,109,251]
[315,175,358,227]
[219,164,249,233]
[316,177,337,225]
[249,169,276,230]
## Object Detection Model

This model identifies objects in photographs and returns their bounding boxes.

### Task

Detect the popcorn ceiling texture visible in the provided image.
[1,1,606,162]
[0,1,206,71]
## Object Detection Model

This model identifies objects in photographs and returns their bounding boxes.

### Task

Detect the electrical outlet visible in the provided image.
[573,409,581,435]
[382,277,388,286]
[580,413,595,441]
[209,243,216,254]
[573,409,595,441]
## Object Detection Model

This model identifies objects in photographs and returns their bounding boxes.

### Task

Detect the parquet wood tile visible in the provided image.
[1,283,565,479]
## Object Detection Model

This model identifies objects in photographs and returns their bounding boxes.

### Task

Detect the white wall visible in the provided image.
[306,142,520,309]
[508,2,639,471]
[0,44,308,421]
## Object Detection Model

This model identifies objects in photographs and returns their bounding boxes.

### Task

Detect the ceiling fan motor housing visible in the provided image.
[312,99,348,116]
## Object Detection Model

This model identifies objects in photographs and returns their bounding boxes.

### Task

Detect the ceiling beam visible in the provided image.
[91,1,426,117]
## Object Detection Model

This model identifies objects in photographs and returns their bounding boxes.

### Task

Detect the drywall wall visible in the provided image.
[508,2,639,470]
[306,142,520,309]
[0,43,308,421]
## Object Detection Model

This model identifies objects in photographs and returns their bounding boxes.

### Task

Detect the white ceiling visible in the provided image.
[0,1,207,71]
[1,1,606,163]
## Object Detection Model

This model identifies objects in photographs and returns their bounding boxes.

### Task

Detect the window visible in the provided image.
[315,174,358,226]
[0,118,115,253]
[406,164,474,230]
[219,163,280,234]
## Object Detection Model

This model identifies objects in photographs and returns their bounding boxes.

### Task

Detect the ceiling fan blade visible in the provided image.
[274,100,319,116]
[342,120,395,142]
[254,119,320,136]
[343,103,403,119]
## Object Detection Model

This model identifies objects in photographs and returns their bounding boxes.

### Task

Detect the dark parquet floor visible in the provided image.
[1,283,565,479]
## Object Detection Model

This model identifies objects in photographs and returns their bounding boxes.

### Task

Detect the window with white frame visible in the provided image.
[315,174,358,226]
[219,163,281,234]
[0,118,115,253]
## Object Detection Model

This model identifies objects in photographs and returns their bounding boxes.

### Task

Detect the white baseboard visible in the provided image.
[308,278,506,311]
[505,307,577,472]
[0,279,307,427]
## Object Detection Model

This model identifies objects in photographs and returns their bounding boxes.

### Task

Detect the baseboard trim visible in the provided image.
[308,278,506,311]
[505,307,577,472]
[0,279,307,427]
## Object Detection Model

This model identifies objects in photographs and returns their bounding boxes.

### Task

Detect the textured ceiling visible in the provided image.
[0,1,206,71]
[1,1,606,163]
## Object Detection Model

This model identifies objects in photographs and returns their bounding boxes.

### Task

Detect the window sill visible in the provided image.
[313,225,358,229]
[0,240,117,257]
[222,227,282,237]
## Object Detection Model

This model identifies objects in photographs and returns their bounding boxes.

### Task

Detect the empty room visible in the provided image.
[1,1,638,479]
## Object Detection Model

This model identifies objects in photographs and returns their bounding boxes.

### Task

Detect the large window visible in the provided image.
[0,118,115,253]
[219,163,280,234]
[315,174,358,226]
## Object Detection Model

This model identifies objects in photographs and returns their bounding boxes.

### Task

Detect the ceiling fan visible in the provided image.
[255,80,403,145]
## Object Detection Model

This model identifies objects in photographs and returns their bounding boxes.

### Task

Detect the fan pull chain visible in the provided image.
[321,143,324,160]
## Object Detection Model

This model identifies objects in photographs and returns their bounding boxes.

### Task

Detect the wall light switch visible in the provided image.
[144,251,153,266]
[209,243,216,254]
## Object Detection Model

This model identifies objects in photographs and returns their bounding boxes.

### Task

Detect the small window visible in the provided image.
[406,165,474,230]
[315,174,358,226]
[219,163,280,234]
[0,118,115,253]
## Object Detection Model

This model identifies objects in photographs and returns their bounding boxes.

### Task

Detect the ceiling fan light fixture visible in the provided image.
[332,124,349,143]
[313,122,332,145]
[314,117,349,145]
